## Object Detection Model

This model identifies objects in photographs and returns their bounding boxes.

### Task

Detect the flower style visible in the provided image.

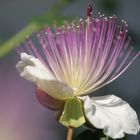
[16,5,140,139]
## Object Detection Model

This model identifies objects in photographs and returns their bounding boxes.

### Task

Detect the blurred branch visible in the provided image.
[0,22,40,58]
[0,39,4,45]
[0,0,76,58]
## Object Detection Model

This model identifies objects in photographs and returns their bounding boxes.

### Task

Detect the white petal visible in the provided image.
[16,53,74,100]
[81,95,140,139]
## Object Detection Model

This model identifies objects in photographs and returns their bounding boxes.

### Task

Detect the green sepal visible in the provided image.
[59,97,85,128]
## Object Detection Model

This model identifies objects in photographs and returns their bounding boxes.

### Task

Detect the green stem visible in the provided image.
[0,0,72,58]
[0,22,41,58]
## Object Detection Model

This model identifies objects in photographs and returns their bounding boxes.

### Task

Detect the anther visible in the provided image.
[87,4,93,17]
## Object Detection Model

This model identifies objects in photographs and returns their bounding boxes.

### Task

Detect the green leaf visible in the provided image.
[75,129,128,140]
[74,129,99,140]
[99,136,109,140]
[59,97,86,128]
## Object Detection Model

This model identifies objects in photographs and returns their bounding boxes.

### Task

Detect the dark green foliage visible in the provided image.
[75,129,128,140]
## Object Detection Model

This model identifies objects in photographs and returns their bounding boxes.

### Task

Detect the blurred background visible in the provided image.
[0,0,140,140]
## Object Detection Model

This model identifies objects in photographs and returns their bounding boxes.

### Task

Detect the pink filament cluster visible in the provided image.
[17,12,140,95]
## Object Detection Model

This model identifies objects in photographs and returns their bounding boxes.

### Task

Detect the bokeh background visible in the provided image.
[0,0,140,140]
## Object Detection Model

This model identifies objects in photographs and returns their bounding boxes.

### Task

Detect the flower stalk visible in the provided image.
[66,127,74,140]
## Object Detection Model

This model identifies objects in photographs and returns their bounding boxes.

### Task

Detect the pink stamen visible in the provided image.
[17,9,140,95]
